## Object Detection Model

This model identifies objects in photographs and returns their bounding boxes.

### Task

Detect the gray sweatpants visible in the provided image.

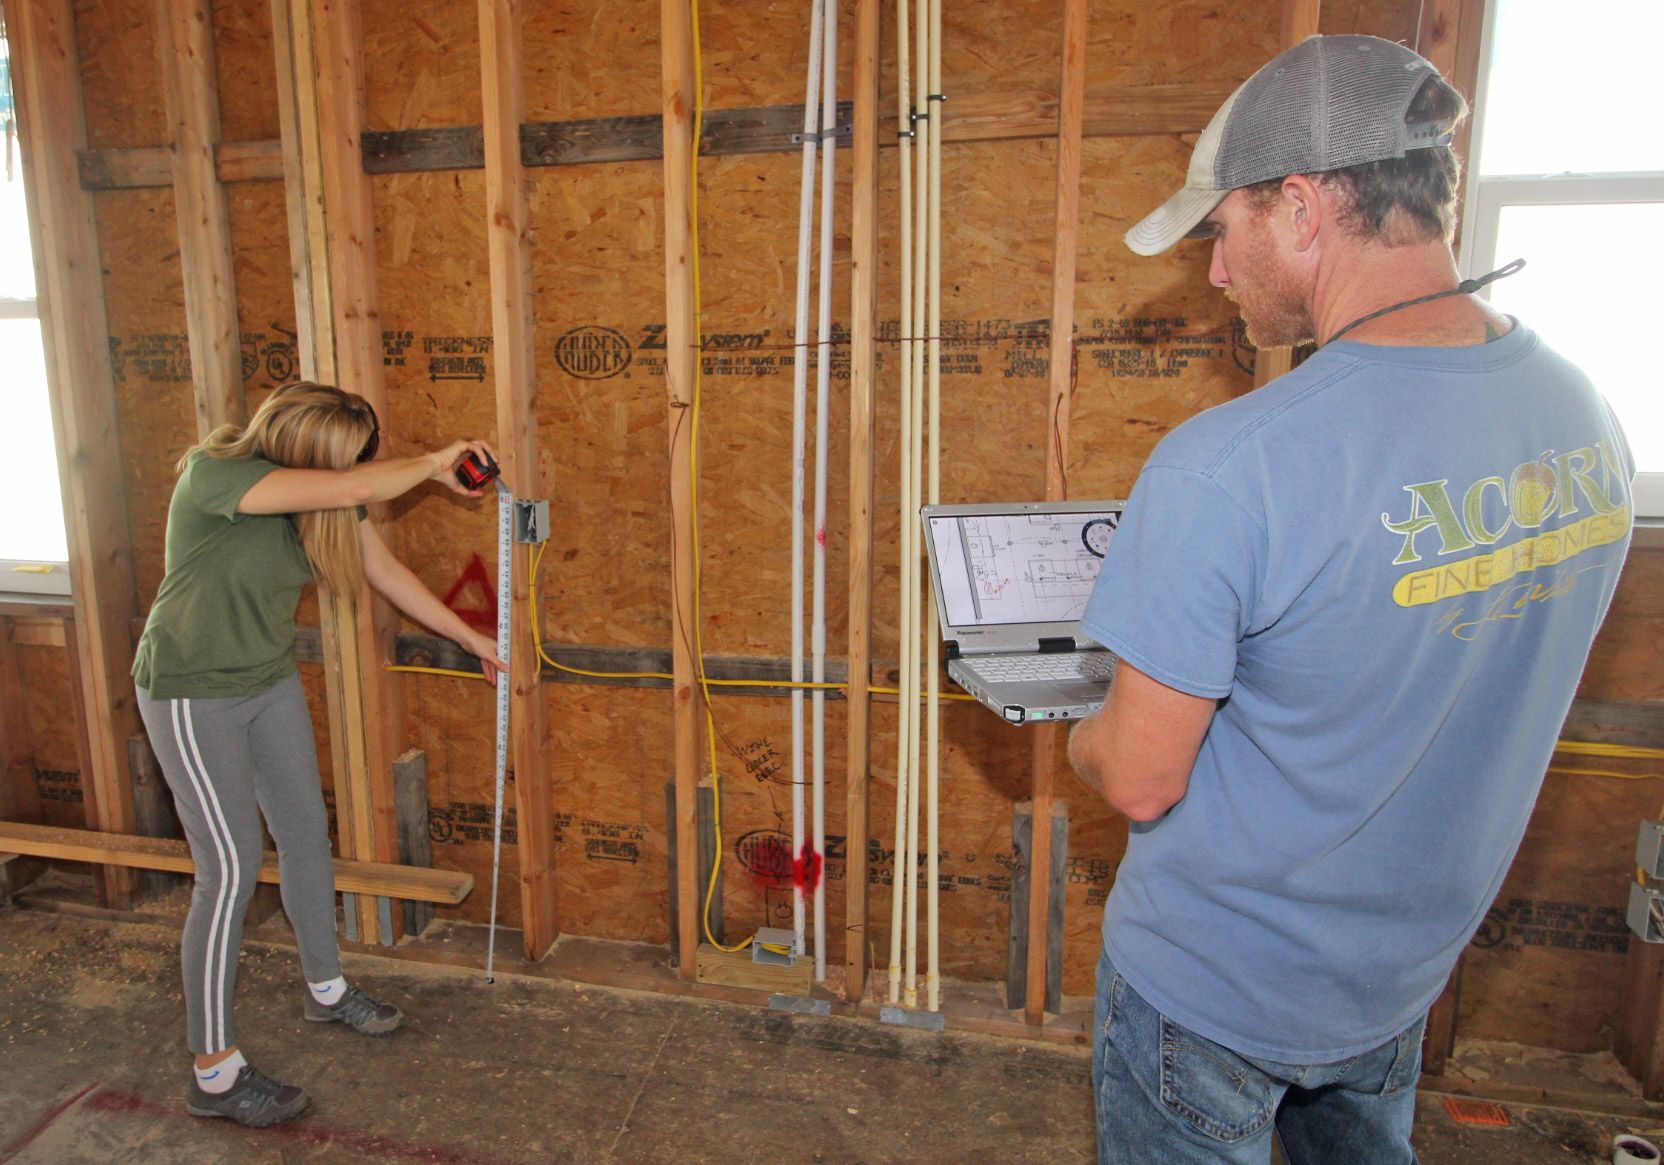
[136,672,342,1055]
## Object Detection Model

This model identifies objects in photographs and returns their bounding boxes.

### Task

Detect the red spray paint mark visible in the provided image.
[81,1087,511,1165]
[0,1082,98,1163]
[440,554,498,635]
[815,526,827,547]
[792,841,823,894]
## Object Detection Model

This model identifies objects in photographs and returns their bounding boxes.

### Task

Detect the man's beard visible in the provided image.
[1226,222,1315,349]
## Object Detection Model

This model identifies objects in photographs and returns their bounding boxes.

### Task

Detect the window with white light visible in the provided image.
[0,25,71,595]
[1461,0,1664,519]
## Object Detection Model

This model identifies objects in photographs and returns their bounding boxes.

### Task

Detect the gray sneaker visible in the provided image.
[186,1065,311,1127]
[303,984,404,1035]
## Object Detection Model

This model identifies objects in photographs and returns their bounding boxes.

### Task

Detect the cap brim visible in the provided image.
[1124,185,1229,257]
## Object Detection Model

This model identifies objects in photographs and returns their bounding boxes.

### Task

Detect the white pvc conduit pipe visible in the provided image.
[887,0,914,1007]
[789,0,826,966]
[887,0,944,1014]
[924,0,943,1014]
[810,0,838,984]
[903,0,929,1011]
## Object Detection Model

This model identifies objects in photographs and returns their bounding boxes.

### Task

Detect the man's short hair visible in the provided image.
[1244,75,1469,246]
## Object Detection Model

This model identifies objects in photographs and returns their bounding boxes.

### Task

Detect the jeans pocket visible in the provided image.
[1378,1015,1427,1097]
[1158,1016,1277,1144]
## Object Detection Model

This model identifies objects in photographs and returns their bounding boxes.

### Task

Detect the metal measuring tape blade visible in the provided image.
[485,479,513,982]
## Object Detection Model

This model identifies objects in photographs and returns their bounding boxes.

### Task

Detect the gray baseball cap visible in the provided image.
[1125,35,1454,256]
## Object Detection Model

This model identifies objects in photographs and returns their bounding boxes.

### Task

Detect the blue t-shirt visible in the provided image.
[1080,324,1632,1062]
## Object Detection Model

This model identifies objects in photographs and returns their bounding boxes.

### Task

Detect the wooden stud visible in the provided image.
[1280,0,1320,47]
[843,0,881,1004]
[271,0,330,381]
[1421,958,1462,1077]
[393,749,435,935]
[273,0,407,944]
[0,821,473,904]
[1253,0,1321,389]
[478,0,556,960]
[1414,0,1485,248]
[1008,800,1068,1013]
[316,0,406,876]
[659,0,702,979]
[7,0,142,906]
[1620,938,1664,1099]
[1416,1,1488,1062]
[155,0,246,435]
[1023,0,1088,1028]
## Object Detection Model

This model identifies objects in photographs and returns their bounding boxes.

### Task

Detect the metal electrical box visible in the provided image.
[1637,820,1664,880]
[1628,880,1664,943]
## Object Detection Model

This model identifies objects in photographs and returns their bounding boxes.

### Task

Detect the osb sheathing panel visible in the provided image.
[73,0,166,150]
[16,644,85,830]
[1456,545,1664,1050]
[362,0,484,131]
[212,0,283,143]
[1460,772,1662,1053]
[528,161,673,647]
[371,170,498,608]
[94,189,195,608]
[1582,548,1664,702]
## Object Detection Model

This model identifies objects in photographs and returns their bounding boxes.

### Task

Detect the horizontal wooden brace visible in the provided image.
[0,821,472,904]
[4,617,68,648]
[76,82,1235,191]
[374,629,861,695]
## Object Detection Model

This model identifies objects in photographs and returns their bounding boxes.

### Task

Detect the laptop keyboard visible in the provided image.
[969,653,1116,682]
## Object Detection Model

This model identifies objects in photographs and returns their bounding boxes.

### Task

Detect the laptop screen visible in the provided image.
[925,508,1121,628]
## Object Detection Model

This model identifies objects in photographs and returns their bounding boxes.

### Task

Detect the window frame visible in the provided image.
[1458,0,1664,519]
[0,28,70,597]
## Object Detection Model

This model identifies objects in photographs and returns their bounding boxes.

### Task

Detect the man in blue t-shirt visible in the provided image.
[1068,36,1632,1165]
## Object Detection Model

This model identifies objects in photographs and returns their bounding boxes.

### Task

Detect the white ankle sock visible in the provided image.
[194,1049,246,1095]
[307,976,349,1006]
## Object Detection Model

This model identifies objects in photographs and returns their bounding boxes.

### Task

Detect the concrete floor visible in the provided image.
[3,904,1663,1164]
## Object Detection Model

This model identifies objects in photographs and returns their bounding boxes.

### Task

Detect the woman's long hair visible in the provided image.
[180,381,377,599]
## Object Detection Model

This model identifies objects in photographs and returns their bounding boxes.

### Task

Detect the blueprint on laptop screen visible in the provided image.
[927,511,1120,627]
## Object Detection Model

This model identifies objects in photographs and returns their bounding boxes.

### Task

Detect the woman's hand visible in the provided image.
[460,629,509,687]
[429,440,500,498]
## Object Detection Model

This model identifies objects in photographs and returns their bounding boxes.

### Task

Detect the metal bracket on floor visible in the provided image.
[769,993,831,1017]
[879,1005,946,1032]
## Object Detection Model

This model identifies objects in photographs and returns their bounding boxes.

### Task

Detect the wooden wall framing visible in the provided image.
[5,0,142,906]
[658,0,702,980]
[478,0,556,959]
[9,0,1664,1084]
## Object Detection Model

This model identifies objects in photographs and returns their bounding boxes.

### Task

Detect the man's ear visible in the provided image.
[1280,175,1323,252]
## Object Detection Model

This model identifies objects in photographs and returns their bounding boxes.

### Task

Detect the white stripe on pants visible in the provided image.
[137,673,343,1055]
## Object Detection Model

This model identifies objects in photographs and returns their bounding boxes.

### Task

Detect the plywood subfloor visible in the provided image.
[4,902,1664,1164]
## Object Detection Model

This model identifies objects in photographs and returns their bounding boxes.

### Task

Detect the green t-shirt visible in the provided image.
[132,451,317,698]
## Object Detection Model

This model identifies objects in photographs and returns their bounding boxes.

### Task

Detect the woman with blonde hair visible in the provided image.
[132,381,505,1127]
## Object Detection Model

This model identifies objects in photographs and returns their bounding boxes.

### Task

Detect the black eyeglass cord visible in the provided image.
[1324,257,1527,345]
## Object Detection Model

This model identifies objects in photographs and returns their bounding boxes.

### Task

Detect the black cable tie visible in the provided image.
[911,112,931,122]
[928,93,947,102]
[896,129,916,140]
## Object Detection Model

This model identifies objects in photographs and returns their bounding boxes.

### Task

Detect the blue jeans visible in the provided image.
[1093,950,1424,1165]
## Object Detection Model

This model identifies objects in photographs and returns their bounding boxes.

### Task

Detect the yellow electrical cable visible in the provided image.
[683,0,756,956]
[1551,766,1661,780]
[387,665,492,681]
[1554,740,1664,761]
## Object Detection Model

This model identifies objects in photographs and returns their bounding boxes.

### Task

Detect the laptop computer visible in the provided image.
[920,500,1125,726]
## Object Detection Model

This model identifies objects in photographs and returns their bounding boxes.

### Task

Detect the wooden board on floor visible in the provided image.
[0,821,473,905]
[695,942,813,996]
